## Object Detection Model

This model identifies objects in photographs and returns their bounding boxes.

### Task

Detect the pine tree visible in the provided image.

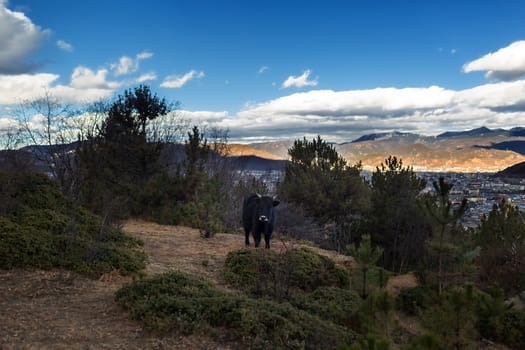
[425,177,467,295]
[477,200,525,295]
[78,85,172,216]
[279,136,370,251]
[368,156,429,272]
[349,234,383,298]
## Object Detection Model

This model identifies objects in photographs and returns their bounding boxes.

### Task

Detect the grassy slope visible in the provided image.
[0,221,356,349]
[1,221,514,349]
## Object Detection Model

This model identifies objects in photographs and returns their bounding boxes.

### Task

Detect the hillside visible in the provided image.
[3,126,525,173]
[228,143,286,160]
[244,127,525,172]
[0,220,355,349]
[1,220,518,349]
[494,161,525,178]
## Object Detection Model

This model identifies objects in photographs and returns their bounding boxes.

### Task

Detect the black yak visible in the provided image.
[242,193,279,248]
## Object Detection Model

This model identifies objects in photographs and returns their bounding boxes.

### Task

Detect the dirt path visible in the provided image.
[0,220,355,349]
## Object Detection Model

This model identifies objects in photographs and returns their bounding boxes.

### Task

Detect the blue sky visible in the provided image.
[1,0,525,142]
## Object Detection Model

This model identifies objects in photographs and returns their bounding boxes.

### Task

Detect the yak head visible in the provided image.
[255,194,280,223]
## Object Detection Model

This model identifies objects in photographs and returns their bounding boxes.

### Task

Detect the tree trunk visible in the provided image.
[362,267,368,298]
[438,224,445,295]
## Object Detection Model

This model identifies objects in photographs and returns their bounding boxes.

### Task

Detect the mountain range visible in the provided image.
[229,127,525,172]
[2,127,525,174]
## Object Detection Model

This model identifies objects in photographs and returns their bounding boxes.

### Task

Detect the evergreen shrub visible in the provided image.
[0,171,146,277]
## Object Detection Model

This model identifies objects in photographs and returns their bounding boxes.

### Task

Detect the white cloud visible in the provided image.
[160,70,205,88]
[111,51,154,76]
[137,51,153,60]
[463,40,525,81]
[0,70,116,105]
[56,39,73,52]
[258,65,268,74]
[180,110,228,122]
[0,1,50,73]
[0,73,60,103]
[220,81,525,143]
[453,80,525,109]
[241,86,454,117]
[112,56,135,76]
[282,69,318,88]
[0,47,156,106]
[70,66,120,90]
[136,72,157,83]
[0,116,18,131]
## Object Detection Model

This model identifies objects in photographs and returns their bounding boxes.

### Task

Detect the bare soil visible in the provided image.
[0,220,355,349]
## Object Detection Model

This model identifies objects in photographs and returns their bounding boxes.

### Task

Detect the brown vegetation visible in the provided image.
[0,220,355,349]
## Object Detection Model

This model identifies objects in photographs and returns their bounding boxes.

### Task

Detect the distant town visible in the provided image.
[418,172,525,228]
[242,169,525,228]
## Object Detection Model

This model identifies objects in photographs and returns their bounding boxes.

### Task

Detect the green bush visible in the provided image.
[474,286,525,349]
[223,248,260,290]
[342,334,390,350]
[0,171,146,277]
[292,286,361,326]
[420,285,478,350]
[0,217,56,269]
[283,247,351,291]
[224,247,351,298]
[499,309,525,349]
[404,332,443,350]
[115,271,356,349]
[396,286,437,315]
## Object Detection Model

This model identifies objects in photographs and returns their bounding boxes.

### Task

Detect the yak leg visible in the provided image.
[244,227,251,246]
[264,233,271,249]
[254,230,261,248]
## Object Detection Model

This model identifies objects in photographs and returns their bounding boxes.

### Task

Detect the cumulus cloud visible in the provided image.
[218,81,525,143]
[463,40,525,81]
[0,71,115,105]
[0,1,50,74]
[56,39,73,52]
[238,86,454,120]
[161,70,205,88]
[0,73,60,103]
[282,69,318,88]
[180,110,228,122]
[0,115,18,132]
[0,47,156,106]
[70,66,120,90]
[111,51,153,76]
[112,56,136,76]
[136,72,157,83]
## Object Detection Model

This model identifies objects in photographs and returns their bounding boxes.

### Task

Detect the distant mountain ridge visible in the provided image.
[350,131,416,143]
[2,126,525,173]
[245,126,525,172]
[436,126,502,138]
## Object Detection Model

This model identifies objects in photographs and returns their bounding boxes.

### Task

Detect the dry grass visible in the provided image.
[0,220,513,349]
[0,220,355,349]
[386,272,418,296]
[0,268,237,350]
[122,220,357,288]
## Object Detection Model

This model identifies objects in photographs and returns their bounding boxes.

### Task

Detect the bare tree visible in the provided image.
[147,109,187,144]
[14,90,84,197]
[0,118,34,171]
